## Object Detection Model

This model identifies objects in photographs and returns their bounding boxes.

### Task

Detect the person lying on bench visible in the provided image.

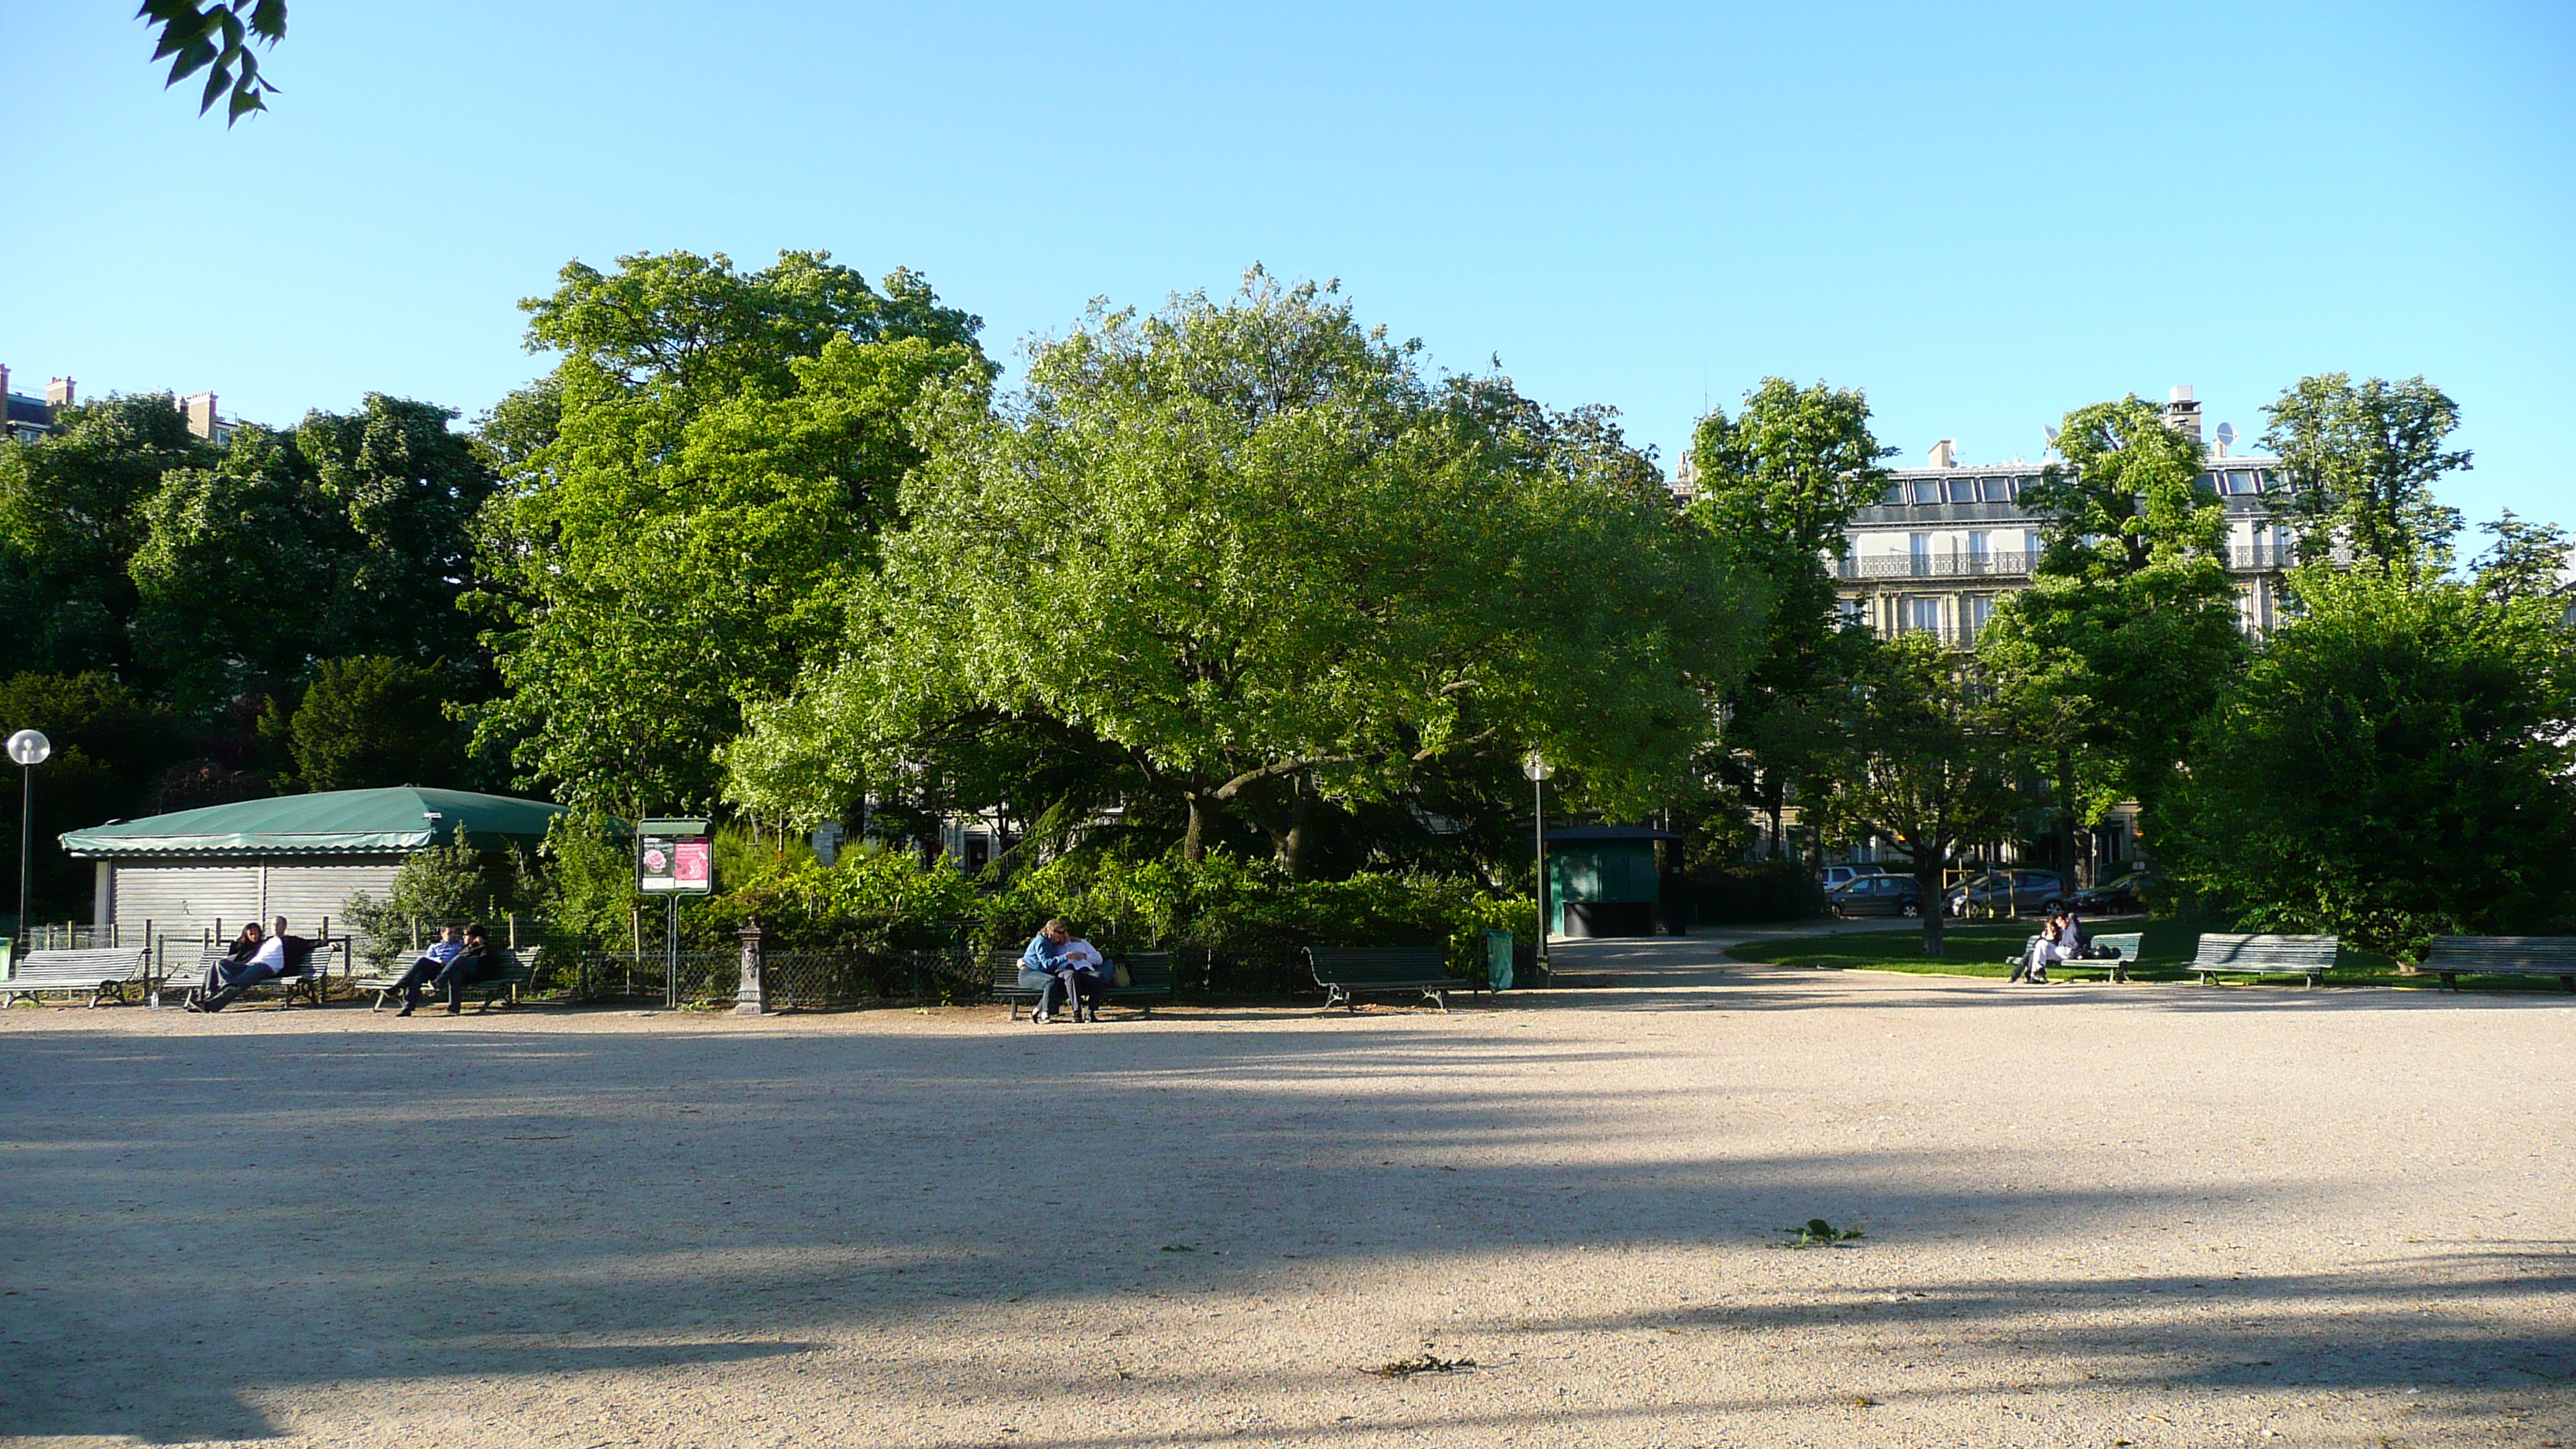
[1019,917,1074,1023]
[194,919,323,1012]
[387,924,468,1018]
[1059,935,1108,1023]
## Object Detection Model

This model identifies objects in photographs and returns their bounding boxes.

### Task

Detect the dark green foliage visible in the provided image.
[268,656,468,792]
[0,395,218,679]
[0,673,196,919]
[136,0,285,122]
[339,825,540,972]
[2163,560,2576,961]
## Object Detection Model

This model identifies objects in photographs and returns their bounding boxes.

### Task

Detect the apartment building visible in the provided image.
[0,366,239,444]
[1836,388,2294,645]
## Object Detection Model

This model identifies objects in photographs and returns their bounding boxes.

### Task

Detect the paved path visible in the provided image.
[2,973,2568,1447]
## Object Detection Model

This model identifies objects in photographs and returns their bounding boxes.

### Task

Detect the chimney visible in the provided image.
[46,377,75,409]
[183,392,221,440]
[2162,385,2202,443]
[0,365,11,402]
[1927,439,1957,468]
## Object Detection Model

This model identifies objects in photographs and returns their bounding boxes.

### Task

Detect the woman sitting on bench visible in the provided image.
[191,921,312,1012]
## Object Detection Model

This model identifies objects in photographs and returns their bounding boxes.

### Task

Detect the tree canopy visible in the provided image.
[2262,373,2469,568]
[726,273,1762,875]
[472,249,991,815]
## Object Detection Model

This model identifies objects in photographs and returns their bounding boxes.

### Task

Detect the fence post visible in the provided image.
[734,919,767,1016]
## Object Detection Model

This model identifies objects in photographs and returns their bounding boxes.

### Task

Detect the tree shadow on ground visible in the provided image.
[0,1017,2564,1442]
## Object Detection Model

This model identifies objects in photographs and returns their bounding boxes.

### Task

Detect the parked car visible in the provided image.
[2072,870,2150,915]
[1829,873,1923,918]
[1944,870,2067,918]
[1819,864,1896,891]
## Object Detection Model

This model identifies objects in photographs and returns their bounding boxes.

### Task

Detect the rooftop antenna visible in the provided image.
[2041,424,2060,458]
[2214,421,2237,458]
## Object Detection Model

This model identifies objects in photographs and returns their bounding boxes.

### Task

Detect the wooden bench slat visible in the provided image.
[2184,933,2338,986]
[1305,947,1473,1012]
[2419,937,2576,993]
[2,949,152,1005]
[988,952,1175,1019]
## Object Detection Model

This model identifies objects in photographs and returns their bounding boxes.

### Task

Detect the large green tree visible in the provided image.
[126,394,496,707]
[0,394,218,680]
[2262,373,2469,568]
[471,250,989,814]
[1684,378,1892,860]
[265,656,468,793]
[1980,394,2244,875]
[2163,553,2576,961]
[1804,635,2021,957]
[726,273,1761,875]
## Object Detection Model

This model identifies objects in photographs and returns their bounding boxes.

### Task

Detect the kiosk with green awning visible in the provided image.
[60,787,574,943]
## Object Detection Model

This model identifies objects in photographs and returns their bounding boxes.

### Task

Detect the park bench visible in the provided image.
[988,951,1174,1019]
[1305,946,1475,1012]
[2417,937,2576,994]
[0,947,152,1006]
[350,947,537,1012]
[2182,933,2338,988]
[169,941,341,1009]
[2014,931,2145,982]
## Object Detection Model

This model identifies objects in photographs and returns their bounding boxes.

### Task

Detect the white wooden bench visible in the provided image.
[0,948,152,1006]
[2184,933,2338,988]
[2418,937,2576,994]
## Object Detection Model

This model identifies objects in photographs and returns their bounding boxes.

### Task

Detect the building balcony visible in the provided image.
[1836,552,2034,581]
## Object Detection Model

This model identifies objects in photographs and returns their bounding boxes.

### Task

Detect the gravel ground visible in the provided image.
[1,954,2569,1448]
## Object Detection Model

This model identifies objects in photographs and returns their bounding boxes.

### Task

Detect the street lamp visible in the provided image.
[1523,751,1553,981]
[9,729,52,958]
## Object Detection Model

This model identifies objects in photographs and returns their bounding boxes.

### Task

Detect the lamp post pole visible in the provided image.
[9,730,53,958]
[1523,752,1553,982]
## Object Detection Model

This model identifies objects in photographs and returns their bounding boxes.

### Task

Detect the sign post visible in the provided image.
[637,817,713,1007]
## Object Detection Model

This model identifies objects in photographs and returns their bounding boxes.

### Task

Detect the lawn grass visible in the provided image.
[1726,919,2571,993]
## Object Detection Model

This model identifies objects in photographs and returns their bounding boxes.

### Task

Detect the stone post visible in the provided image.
[734,919,767,1016]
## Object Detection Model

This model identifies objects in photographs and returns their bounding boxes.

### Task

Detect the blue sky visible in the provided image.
[8,2,2570,534]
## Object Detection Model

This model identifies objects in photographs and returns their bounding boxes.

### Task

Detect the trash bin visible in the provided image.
[1484,928,1514,992]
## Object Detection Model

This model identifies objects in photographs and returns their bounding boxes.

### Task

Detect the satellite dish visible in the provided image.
[2215,423,2237,446]
[2041,424,2060,456]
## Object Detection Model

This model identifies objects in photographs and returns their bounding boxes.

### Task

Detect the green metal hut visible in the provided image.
[1543,824,1680,938]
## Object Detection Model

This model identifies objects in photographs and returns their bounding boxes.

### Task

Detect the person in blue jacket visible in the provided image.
[1019,917,1074,1023]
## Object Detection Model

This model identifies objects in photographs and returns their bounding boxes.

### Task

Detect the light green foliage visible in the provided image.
[1982,395,2244,849]
[2164,558,2576,961]
[340,826,529,971]
[1804,635,2020,957]
[473,249,989,814]
[126,395,495,708]
[265,656,466,792]
[728,272,1759,874]
[1684,379,1892,855]
[0,395,218,678]
[532,810,640,955]
[2262,373,2468,568]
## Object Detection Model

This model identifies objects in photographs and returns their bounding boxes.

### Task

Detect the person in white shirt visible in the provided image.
[1058,937,1109,1023]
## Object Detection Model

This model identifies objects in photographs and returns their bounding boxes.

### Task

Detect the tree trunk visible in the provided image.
[1182,793,1211,863]
[1280,782,1317,882]
[1916,852,1946,957]
[2054,745,2079,892]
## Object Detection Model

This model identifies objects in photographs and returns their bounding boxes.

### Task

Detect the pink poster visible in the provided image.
[674,838,712,891]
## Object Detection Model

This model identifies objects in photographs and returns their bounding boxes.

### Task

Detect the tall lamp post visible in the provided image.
[1523,752,1553,981]
[9,729,53,960]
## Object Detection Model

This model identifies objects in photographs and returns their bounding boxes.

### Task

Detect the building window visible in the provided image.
[1945,478,1978,503]
[1881,482,1906,505]
[1980,477,2012,502]
[1910,480,1943,505]
[2023,530,2044,559]
[1908,533,1930,574]
[1965,594,1995,634]
[2223,469,2259,495]
[1967,530,1990,563]
[1908,596,1944,633]
[1837,596,1867,629]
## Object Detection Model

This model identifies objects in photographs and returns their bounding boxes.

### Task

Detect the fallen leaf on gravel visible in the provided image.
[1366,1354,1477,1378]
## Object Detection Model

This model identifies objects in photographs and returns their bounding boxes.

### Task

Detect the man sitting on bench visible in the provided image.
[387,924,469,1018]
[424,924,495,1016]
[1058,933,1109,1023]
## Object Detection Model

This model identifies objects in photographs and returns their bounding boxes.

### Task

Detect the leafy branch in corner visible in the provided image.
[137,0,286,123]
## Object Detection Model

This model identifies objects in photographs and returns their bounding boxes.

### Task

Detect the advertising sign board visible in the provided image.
[637,817,714,895]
